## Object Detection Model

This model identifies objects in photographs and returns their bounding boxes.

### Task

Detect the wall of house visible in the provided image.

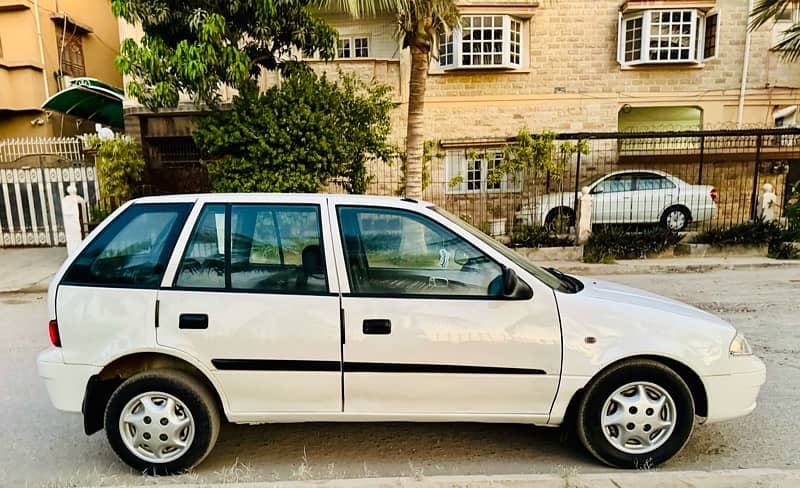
[0,0,121,138]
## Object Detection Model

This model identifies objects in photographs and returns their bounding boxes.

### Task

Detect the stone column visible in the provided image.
[61,184,85,256]
[576,186,593,245]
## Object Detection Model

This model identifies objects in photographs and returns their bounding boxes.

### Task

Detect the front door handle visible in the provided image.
[363,319,391,335]
[179,313,208,329]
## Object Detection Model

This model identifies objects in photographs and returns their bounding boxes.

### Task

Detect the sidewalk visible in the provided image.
[1,247,799,294]
[94,469,800,488]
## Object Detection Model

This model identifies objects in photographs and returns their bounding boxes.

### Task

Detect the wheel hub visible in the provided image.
[666,211,686,230]
[600,382,677,455]
[119,392,195,463]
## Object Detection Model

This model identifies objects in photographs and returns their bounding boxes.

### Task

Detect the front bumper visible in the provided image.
[37,348,101,413]
[703,356,766,424]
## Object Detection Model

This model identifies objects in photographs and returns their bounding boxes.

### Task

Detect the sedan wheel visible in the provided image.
[118,392,196,464]
[577,359,695,468]
[662,208,689,232]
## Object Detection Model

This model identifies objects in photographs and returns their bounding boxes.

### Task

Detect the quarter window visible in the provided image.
[63,203,191,288]
[618,9,719,66]
[176,204,327,293]
[338,207,504,297]
[439,15,523,69]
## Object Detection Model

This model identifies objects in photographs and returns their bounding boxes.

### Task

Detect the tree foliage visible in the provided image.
[194,66,396,193]
[112,0,338,109]
[750,0,800,61]
[89,135,146,201]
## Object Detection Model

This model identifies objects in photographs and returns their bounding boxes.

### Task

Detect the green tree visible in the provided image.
[112,0,338,108]
[194,66,395,193]
[319,0,459,199]
[751,0,800,61]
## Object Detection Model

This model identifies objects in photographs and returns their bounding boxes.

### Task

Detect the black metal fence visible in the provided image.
[362,128,800,238]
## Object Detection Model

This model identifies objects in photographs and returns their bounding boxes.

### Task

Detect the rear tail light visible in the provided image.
[710,187,718,202]
[48,320,61,347]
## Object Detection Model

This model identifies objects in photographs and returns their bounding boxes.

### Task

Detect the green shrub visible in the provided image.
[693,219,783,246]
[93,135,146,201]
[584,226,682,263]
[510,225,574,248]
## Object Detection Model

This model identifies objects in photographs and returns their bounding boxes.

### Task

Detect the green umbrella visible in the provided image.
[42,77,125,128]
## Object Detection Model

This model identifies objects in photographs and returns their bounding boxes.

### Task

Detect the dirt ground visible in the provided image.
[1,267,798,487]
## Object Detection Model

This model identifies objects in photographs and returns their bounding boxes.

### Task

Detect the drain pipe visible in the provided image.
[33,0,50,98]
[737,0,755,128]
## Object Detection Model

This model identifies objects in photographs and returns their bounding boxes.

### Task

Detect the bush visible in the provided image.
[92,135,146,201]
[510,225,574,248]
[584,226,682,263]
[693,219,783,246]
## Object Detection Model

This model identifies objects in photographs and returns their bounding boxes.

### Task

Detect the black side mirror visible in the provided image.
[502,267,533,300]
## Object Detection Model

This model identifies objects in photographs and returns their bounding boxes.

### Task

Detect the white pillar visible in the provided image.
[759,183,778,222]
[576,186,593,245]
[62,184,85,255]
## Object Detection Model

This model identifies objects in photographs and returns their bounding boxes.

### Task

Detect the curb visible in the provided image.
[88,468,800,488]
[552,260,800,276]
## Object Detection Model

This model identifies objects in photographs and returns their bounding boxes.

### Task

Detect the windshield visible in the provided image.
[431,207,580,293]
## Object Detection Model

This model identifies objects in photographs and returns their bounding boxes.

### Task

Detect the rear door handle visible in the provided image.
[363,319,391,335]
[179,313,208,329]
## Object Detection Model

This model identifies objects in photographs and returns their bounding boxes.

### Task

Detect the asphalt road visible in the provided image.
[1,268,799,486]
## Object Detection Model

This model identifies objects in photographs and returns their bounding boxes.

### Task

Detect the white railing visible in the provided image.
[0,137,84,163]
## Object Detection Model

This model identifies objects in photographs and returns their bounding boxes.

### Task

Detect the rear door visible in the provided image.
[156,197,342,416]
[332,203,562,415]
[630,173,676,222]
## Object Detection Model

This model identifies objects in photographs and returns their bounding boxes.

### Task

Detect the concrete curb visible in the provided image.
[89,468,800,488]
[551,259,800,276]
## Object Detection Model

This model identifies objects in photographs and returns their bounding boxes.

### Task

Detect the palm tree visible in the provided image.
[751,0,800,61]
[319,0,459,199]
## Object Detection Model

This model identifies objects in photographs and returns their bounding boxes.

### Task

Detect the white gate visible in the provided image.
[0,138,99,247]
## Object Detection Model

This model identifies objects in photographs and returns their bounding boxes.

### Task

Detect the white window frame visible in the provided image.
[617,8,720,67]
[446,150,523,194]
[439,15,524,70]
[337,36,370,59]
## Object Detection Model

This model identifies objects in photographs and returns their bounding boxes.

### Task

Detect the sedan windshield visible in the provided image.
[432,207,582,293]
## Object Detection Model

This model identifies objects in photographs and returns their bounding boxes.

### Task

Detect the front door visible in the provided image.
[157,201,342,415]
[333,204,561,415]
[591,173,635,224]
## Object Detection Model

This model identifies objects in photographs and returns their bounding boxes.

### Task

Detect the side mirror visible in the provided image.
[502,267,533,300]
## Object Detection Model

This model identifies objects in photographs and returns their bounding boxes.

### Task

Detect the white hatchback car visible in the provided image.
[38,194,764,474]
[515,170,717,231]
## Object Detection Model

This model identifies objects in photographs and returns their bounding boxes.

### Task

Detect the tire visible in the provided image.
[576,359,695,469]
[660,206,690,232]
[105,369,221,475]
[545,207,575,233]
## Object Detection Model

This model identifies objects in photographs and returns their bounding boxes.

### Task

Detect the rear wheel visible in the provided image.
[660,207,690,232]
[576,359,695,468]
[105,370,220,475]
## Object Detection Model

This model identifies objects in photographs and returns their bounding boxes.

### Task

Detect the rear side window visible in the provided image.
[175,204,328,294]
[62,203,192,288]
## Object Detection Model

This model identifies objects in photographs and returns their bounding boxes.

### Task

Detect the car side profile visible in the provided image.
[514,170,717,231]
[38,194,764,474]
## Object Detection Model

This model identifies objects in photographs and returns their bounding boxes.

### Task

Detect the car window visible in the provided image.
[636,174,676,191]
[63,203,192,288]
[176,204,327,293]
[591,174,634,194]
[338,206,504,297]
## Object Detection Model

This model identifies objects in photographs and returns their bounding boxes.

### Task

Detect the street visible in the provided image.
[1,268,798,486]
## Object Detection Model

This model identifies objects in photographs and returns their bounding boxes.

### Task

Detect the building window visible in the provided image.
[446,150,522,194]
[438,15,524,70]
[618,9,719,66]
[337,36,369,58]
[56,27,86,76]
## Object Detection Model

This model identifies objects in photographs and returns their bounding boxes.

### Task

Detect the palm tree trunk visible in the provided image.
[404,44,429,199]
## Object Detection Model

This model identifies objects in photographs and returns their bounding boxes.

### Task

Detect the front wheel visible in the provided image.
[576,359,695,468]
[105,370,220,475]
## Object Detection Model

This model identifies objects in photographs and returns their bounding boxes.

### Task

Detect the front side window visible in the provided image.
[176,204,327,293]
[338,207,504,297]
[439,15,524,70]
[446,149,522,194]
[592,174,635,194]
[618,9,719,66]
[63,203,192,288]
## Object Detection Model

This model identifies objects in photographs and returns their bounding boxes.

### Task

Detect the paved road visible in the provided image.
[1,268,798,486]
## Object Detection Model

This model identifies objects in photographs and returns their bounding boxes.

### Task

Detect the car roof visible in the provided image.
[600,169,674,178]
[131,193,432,207]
